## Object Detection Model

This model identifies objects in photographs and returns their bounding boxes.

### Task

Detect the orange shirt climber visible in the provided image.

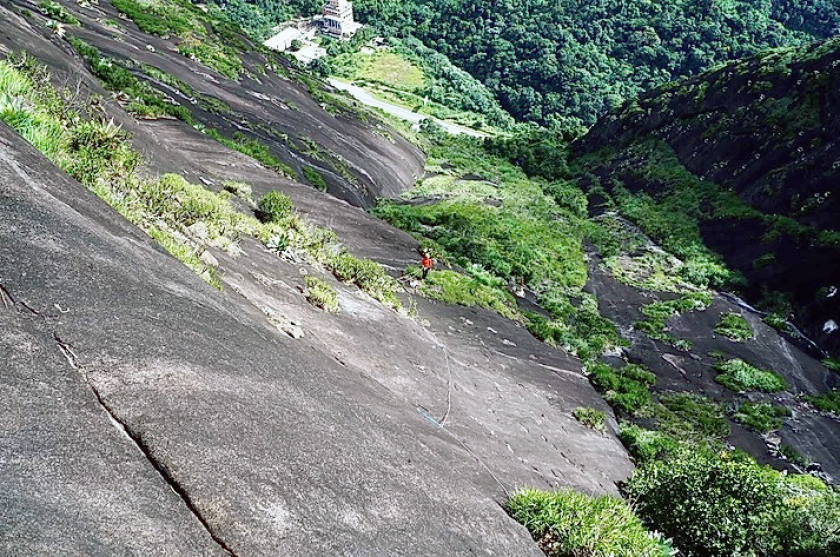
[420,253,433,279]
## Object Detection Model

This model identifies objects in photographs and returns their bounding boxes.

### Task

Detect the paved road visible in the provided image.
[328,79,487,138]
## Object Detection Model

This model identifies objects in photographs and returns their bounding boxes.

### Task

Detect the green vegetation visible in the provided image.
[111,0,243,78]
[715,358,788,393]
[715,312,754,341]
[302,166,327,191]
[330,38,513,130]
[0,55,402,309]
[38,0,79,24]
[653,392,730,440]
[304,275,339,312]
[633,292,712,349]
[573,407,606,433]
[67,38,195,123]
[823,358,840,373]
[257,190,294,223]
[779,444,808,466]
[505,488,672,557]
[586,362,654,416]
[804,389,840,414]
[204,0,323,40]
[353,0,834,127]
[624,449,840,557]
[417,269,520,320]
[205,129,295,178]
[618,424,681,464]
[732,401,791,433]
[374,135,620,359]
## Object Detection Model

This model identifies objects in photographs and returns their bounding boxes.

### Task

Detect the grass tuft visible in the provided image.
[732,401,791,433]
[715,358,787,393]
[573,407,606,432]
[505,488,672,557]
[715,312,753,341]
[304,276,339,312]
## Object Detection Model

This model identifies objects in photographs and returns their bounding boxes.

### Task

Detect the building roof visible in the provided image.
[263,27,303,50]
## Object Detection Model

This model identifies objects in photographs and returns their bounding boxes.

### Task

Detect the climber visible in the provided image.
[420,251,433,280]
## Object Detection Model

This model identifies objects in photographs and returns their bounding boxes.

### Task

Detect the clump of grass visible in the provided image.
[257,191,293,223]
[822,358,840,373]
[633,292,711,350]
[38,0,78,24]
[505,488,672,557]
[779,444,808,466]
[328,252,402,311]
[715,312,753,341]
[804,389,840,415]
[618,423,681,464]
[586,362,654,416]
[222,180,253,203]
[732,401,791,433]
[304,276,339,312]
[417,268,520,320]
[653,392,730,440]
[573,407,606,433]
[302,166,328,191]
[715,358,788,393]
[204,129,294,177]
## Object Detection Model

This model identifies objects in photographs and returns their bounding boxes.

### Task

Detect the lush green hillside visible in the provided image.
[351,0,839,127]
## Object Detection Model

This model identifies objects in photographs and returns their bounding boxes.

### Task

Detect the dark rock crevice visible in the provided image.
[14,291,243,557]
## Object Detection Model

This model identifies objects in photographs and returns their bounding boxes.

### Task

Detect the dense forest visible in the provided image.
[350,0,840,127]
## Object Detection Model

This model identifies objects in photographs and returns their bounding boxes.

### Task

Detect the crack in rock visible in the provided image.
[45,326,239,557]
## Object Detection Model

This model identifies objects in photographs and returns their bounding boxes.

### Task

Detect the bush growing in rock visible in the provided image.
[624,450,840,557]
[257,191,293,223]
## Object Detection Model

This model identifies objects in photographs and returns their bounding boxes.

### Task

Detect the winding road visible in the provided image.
[327,79,487,138]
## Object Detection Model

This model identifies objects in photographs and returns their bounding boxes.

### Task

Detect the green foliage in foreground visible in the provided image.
[715,312,754,341]
[805,389,840,414]
[505,488,672,557]
[732,402,791,433]
[573,407,606,433]
[715,358,788,393]
[303,276,339,312]
[625,450,840,557]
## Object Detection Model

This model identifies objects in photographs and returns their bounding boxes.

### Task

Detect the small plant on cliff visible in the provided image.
[304,276,339,312]
[38,0,78,24]
[505,488,673,557]
[804,389,840,415]
[732,401,790,433]
[257,191,293,223]
[715,312,753,341]
[573,407,606,433]
[715,358,787,393]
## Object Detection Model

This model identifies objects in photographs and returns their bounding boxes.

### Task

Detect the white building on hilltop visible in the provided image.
[321,0,362,40]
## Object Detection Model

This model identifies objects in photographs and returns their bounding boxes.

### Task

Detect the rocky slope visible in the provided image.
[575,37,840,357]
[0,1,632,554]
